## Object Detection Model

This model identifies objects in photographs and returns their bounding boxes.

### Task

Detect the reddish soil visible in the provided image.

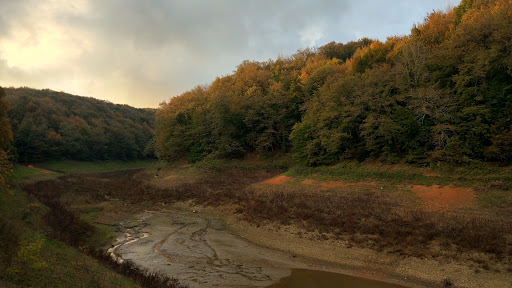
[301,179,316,185]
[40,169,52,174]
[411,185,475,211]
[264,175,294,185]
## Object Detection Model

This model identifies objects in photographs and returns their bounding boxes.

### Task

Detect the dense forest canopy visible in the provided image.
[156,0,512,165]
[0,86,13,189]
[5,88,155,163]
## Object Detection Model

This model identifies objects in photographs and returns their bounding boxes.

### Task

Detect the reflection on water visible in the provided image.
[267,269,407,288]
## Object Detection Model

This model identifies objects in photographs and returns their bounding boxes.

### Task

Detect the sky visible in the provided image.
[0,0,460,108]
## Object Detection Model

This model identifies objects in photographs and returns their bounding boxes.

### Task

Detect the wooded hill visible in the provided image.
[5,88,155,163]
[0,87,12,189]
[155,0,512,165]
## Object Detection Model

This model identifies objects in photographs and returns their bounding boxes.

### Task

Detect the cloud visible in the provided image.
[0,0,460,108]
[300,24,326,47]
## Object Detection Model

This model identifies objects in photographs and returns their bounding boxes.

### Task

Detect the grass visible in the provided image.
[7,231,140,288]
[190,154,293,172]
[8,160,155,184]
[1,159,189,288]
[0,187,141,288]
[286,162,434,184]
[8,165,61,183]
[285,161,512,189]
[36,159,155,173]
[74,203,118,248]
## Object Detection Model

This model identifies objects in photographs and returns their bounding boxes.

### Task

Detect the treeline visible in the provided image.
[0,87,13,189]
[156,0,512,165]
[5,88,155,163]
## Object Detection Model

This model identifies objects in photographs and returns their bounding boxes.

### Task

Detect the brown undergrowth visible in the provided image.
[86,248,187,288]
[21,171,189,288]
[0,217,21,272]
[22,168,512,270]
[239,190,512,257]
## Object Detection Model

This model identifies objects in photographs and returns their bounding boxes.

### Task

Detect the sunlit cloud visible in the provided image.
[299,25,325,47]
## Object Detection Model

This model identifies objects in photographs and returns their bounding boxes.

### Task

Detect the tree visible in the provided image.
[153,0,512,165]
[5,87,155,162]
[0,87,12,149]
[0,86,13,190]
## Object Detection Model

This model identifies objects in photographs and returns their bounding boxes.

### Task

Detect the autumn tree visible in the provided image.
[5,88,155,162]
[0,86,13,190]
[155,0,512,165]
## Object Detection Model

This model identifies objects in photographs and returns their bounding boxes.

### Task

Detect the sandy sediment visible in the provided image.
[221,209,512,288]
[110,209,325,288]
[109,202,512,288]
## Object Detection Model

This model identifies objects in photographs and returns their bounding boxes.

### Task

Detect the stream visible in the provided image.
[109,209,407,288]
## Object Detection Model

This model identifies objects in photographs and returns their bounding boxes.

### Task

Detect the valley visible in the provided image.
[14,160,512,287]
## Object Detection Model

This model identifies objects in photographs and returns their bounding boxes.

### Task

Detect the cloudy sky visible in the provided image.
[0,0,459,108]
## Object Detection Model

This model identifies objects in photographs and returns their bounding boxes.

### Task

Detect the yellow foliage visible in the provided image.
[13,236,47,270]
[0,150,13,191]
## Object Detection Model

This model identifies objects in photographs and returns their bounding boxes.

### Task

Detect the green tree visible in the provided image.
[153,0,512,166]
[0,87,12,149]
[0,86,13,190]
[5,87,155,162]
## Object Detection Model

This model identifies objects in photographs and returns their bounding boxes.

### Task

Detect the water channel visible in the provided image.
[111,210,408,288]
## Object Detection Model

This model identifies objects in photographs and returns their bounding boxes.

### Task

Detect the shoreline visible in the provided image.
[187,203,512,288]
[108,206,414,288]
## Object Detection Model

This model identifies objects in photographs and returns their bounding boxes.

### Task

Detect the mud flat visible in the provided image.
[109,209,406,288]
[111,209,302,287]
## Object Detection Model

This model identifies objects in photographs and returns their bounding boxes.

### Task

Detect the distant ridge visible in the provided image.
[5,87,155,162]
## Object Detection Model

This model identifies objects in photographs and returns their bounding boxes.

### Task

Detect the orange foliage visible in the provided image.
[414,10,454,47]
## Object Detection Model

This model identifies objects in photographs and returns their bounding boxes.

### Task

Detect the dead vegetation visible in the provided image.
[86,248,188,288]
[22,167,512,272]
[21,170,190,288]
[238,189,512,258]
[0,217,21,271]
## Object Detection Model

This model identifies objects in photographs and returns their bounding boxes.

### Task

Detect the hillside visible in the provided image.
[1,0,512,287]
[155,0,512,165]
[5,88,155,163]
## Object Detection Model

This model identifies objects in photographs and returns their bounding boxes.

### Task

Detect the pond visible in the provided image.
[111,210,409,288]
[267,269,407,288]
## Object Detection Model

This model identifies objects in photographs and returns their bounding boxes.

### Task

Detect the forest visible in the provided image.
[4,88,155,163]
[0,0,511,170]
[0,87,12,190]
[0,1,512,287]
[155,0,512,166]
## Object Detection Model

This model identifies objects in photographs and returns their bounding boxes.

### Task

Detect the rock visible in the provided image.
[443,278,453,287]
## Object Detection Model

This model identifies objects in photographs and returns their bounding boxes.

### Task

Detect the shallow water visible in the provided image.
[112,210,410,288]
[267,269,407,288]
